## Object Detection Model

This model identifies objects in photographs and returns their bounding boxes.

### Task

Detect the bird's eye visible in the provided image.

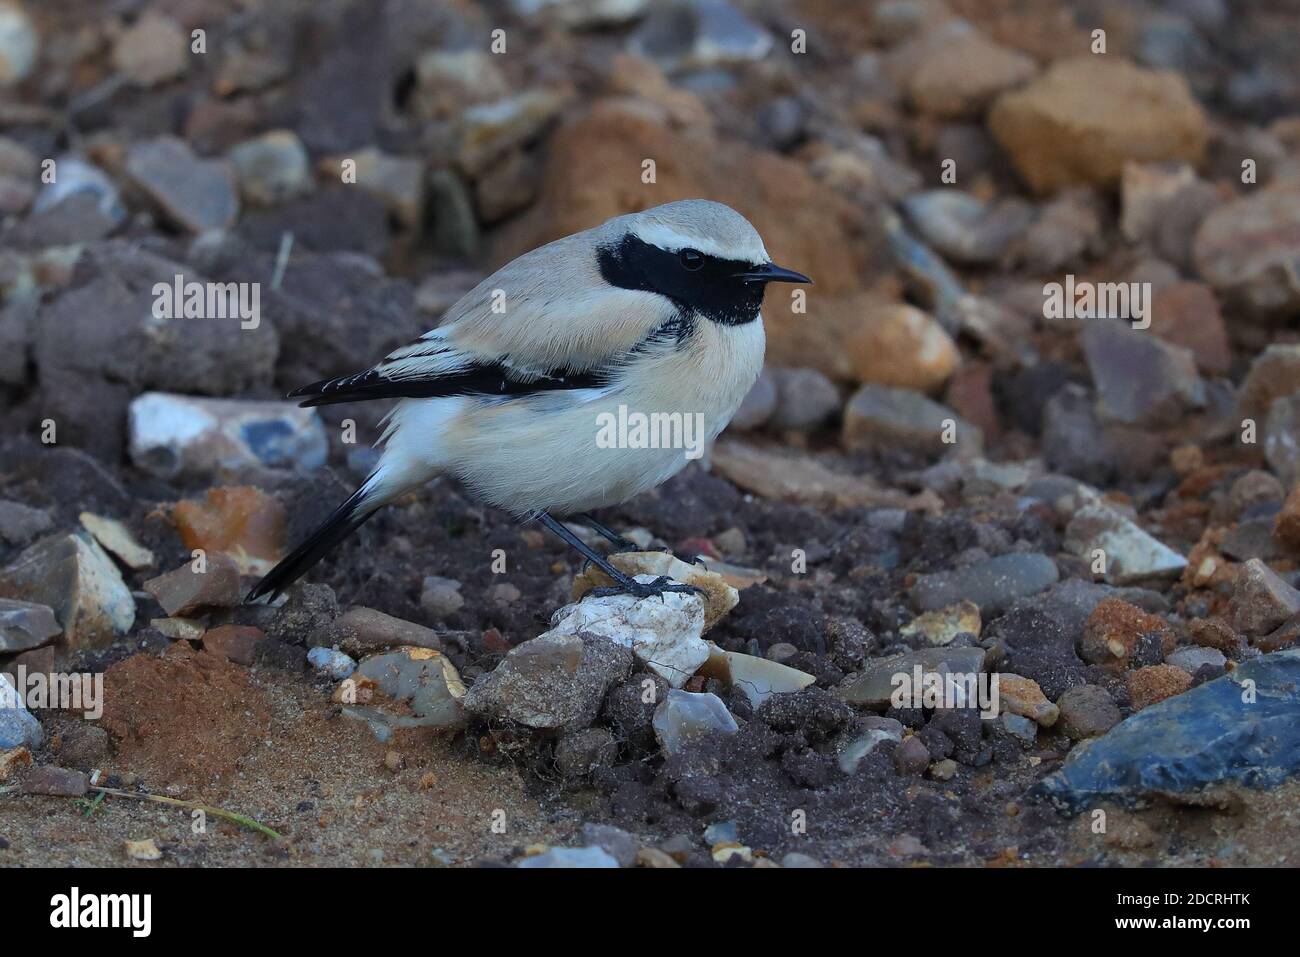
[679,248,704,271]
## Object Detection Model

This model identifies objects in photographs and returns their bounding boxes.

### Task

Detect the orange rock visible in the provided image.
[201,625,266,665]
[172,486,286,576]
[843,300,960,392]
[1127,663,1193,710]
[1081,598,1175,665]
[1275,486,1300,549]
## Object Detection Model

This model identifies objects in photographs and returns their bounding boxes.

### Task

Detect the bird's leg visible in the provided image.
[581,513,705,567]
[537,512,701,600]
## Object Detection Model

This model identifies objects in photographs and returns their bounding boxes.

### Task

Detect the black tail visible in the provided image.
[245,486,381,603]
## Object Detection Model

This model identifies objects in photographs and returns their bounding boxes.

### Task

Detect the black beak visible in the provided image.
[736,262,813,285]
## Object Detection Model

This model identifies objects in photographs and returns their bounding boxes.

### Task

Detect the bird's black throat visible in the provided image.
[597,234,764,327]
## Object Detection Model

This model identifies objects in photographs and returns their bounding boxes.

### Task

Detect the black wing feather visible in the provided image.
[288,361,614,408]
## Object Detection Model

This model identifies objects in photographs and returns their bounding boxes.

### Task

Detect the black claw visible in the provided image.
[588,575,704,601]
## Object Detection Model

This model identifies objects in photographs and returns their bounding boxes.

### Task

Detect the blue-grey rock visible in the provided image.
[652,689,738,755]
[517,846,620,868]
[911,553,1059,616]
[1039,649,1300,811]
[0,672,42,749]
[307,646,356,680]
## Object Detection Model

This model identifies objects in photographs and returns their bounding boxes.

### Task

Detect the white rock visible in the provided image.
[79,512,154,570]
[698,645,815,708]
[652,689,738,755]
[0,2,38,86]
[128,392,328,480]
[0,672,43,749]
[1063,503,1187,584]
[548,583,710,687]
[307,646,357,681]
[517,846,620,868]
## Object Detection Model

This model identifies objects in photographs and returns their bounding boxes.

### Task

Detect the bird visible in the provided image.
[246,199,811,604]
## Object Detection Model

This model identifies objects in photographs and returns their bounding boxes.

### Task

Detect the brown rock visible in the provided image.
[1080,598,1175,665]
[1228,557,1300,638]
[201,625,266,665]
[21,765,89,797]
[143,555,241,618]
[996,673,1058,726]
[1056,684,1121,739]
[326,607,447,657]
[172,486,286,577]
[1127,664,1193,710]
[844,300,959,392]
[1193,190,1300,317]
[1274,486,1300,549]
[988,56,1207,195]
[1148,281,1230,376]
[1236,344,1300,423]
[906,31,1036,119]
[1187,617,1243,655]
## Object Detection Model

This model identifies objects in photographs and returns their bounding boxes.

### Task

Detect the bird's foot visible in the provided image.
[606,545,707,567]
[587,575,705,601]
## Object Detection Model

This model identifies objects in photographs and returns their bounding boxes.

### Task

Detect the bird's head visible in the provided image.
[597,199,811,326]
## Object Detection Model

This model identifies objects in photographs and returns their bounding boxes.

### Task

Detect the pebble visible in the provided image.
[899,599,980,645]
[1079,598,1174,665]
[124,839,163,862]
[1081,320,1205,428]
[457,90,567,175]
[229,131,312,206]
[1265,395,1300,488]
[78,513,154,571]
[0,1,38,85]
[0,500,52,548]
[996,673,1058,727]
[579,823,640,868]
[1166,645,1227,674]
[517,846,620,868]
[21,766,88,797]
[128,393,328,482]
[652,689,738,756]
[730,370,777,430]
[767,367,841,432]
[838,721,904,773]
[905,30,1036,119]
[1001,712,1037,746]
[0,598,60,653]
[837,646,986,709]
[636,847,681,868]
[202,625,266,665]
[901,190,1033,265]
[550,581,712,686]
[1228,558,1300,638]
[1064,503,1188,584]
[780,852,824,868]
[846,301,961,395]
[842,384,980,456]
[0,673,42,749]
[112,14,188,86]
[0,531,135,651]
[1194,191,1300,317]
[308,647,358,686]
[910,553,1059,616]
[628,0,772,73]
[125,137,240,233]
[929,758,958,781]
[143,555,242,618]
[419,576,465,620]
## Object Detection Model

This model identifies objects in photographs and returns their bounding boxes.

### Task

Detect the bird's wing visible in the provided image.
[290,232,682,408]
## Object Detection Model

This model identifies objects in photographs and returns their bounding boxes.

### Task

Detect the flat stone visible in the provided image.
[1228,558,1300,638]
[910,553,1058,616]
[843,384,982,456]
[344,646,467,740]
[697,645,815,708]
[1040,650,1300,810]
[836,646,987,709]
[325,607,447,657]
[143,555,241,618]
[517,846,620,868]
[125,136,239,233]
[652,689,738,756]
[1081,319,1205,427]
[1064,503,1187,584]
[78,513,154,571]
[21,766,88,797]
[0,598,60,653]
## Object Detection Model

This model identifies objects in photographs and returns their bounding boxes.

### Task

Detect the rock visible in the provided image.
[1041,649,1300,809]
[1166,645,1227,674]
[988,56,1207,194]
[112,14,187,86]
[929,757,958,780]
[1001,712,1037,746]
[143,556,242,618]
[1064,503,1188,584]
[1237,344,1300,423]
[555,727,618,779]
[1056,684,1122,740]
[123,839,162,862]
[729,370,777,430]
[307,646,356,680]
[518,846,620,868]
[0,673,42,749]
[910,553,1058,616]
[628,0,772,73]
[549,586,709,688]
[838,720,904,773]
[427,168,480,256]
[1120,161,1197,242]
[1080,598,1175,665]
[906,30,1035,118]
[767,367,840,431]
[901,191,1033,265]
[457,90,568,175]
[125,137,239,233]
[894,734,930,775]
[1193,191,1300,317]
[326,607,447,656]
[475,149,539,223]
[345,647,467,740]
[1266,395,1300,487]
[710,438,941,512]
[0,532,135,651]
[697,645,815,708]
[577,823,640,868]
[419,576,464,620]
[899,600,980,646]
[201,625,265,665]
[636,847,682,868]
[0,745,31,780]
[1081,319,1205,427]
[339,148,427,230]
[412,48,510,121]
[652,688,738,755]
[78,513,153,571]
[0,501,52,547]
[1275,486,1300,549]
[572,551,737,631]
[21,766,88,797]
[836,646,986,709]
[128,393,327,481]
[152,617,204,642]
[0,1,37,85]
[1148,281,1231,376]
[843,384,980,456]
[171,486,286,577]
[844,301,959,394]
[464,633,631,730]
[996,673,1058,726]
[229,131,311,206]
[1041,385,1115,485]
[1014,187,1102,273]
[1228,558,1300,637]
[0,598,60,653]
